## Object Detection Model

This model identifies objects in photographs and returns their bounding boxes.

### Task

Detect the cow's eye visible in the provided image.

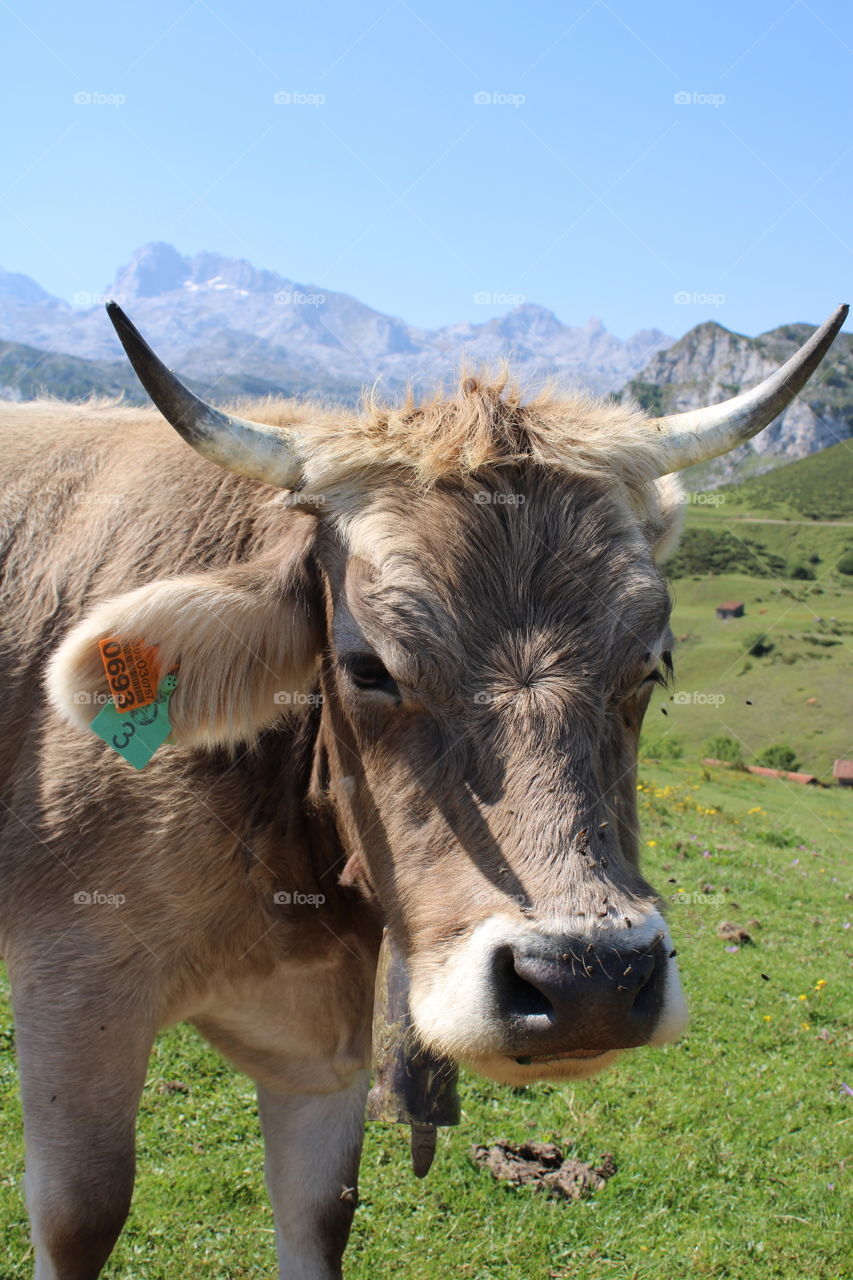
[341,653,399,696]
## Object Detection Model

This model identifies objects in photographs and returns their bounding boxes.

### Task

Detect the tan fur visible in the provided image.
[0,379,689,1279]
[48,550,321,749]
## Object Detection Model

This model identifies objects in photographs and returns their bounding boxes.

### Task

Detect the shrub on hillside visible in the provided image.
[640,734,684,761]
[837,551,853,576]
[746,631,774,657]
[705,735,745,767]
[755,744,800,772]
[789,563,815,580]
[665,528,785,579]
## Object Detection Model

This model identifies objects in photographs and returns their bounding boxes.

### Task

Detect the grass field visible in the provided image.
[1,760,850,1280]
[650,441,853,778]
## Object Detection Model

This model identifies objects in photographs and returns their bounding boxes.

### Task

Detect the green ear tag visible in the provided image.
[90,673,178,770]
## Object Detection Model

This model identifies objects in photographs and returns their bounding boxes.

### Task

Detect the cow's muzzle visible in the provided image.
[491,936,667,1060]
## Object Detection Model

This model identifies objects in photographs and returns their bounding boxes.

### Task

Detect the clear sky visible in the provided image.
[1,0,850,339]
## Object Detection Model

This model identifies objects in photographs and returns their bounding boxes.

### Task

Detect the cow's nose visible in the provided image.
[491,937,667,1058]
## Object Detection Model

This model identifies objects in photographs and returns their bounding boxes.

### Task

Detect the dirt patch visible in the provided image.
[471,1141,616,1200]
[717,921,752,944]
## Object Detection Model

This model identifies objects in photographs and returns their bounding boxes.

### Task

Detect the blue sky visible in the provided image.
[1,0,850,338]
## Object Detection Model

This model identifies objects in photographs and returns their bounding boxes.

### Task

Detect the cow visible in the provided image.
[0,301,846,1280]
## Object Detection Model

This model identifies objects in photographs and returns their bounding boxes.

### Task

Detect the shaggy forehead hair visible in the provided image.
[234,371,671,511]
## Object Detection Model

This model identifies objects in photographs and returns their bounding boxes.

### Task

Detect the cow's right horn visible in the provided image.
[649,304,848,474]
[106,302,305,488]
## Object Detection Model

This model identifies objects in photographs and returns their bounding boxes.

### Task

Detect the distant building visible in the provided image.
[833,760,853,787]
[716,601,745,619]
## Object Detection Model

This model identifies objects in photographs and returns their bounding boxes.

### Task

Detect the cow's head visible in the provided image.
[50,303,846,1085]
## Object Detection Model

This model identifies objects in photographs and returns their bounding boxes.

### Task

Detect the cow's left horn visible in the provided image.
[650,304,848,474]
[106,302,305,488]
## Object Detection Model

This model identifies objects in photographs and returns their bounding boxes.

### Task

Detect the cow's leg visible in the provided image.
[257,1072,369,1280]
[12,990,154,1280]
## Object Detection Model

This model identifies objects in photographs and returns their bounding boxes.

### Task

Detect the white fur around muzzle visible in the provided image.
[408,907,688,1084]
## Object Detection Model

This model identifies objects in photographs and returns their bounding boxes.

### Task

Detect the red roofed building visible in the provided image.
[833,759,853,787]
[716,601,745,619]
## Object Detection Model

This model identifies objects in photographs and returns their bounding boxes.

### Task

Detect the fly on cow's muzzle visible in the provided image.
[367,929,460,1176]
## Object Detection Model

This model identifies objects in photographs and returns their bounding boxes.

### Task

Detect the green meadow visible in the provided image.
[1,761,850,1279]
[649,440,853,778]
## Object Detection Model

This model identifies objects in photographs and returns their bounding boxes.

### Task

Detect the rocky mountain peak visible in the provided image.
[111,242,189,300]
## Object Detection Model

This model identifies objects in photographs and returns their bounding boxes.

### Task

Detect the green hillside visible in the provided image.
[0,336,363,406]
[650,444,853,779]
[718,438,853,522]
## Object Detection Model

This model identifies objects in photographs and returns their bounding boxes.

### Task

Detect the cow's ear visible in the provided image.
[648,474,685,564]
[47,547,322,750]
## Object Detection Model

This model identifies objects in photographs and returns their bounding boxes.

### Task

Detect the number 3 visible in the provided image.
[112,725,135,749]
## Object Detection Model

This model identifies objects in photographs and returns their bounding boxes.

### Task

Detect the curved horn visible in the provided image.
[106,302,304,488]
[651,304,848,474]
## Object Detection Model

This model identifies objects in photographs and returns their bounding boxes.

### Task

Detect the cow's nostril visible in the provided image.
[490,937,668,1056]
[491,944,554,1019]
[627,947,663,1023]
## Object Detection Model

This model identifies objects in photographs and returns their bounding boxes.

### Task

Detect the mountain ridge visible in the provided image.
[0,242,671,398]
[1,244,850,484]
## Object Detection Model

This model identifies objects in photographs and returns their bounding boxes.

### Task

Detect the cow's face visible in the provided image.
[56,303,844,1085]
[48,455,686,1088]
[314,464,687,1084]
